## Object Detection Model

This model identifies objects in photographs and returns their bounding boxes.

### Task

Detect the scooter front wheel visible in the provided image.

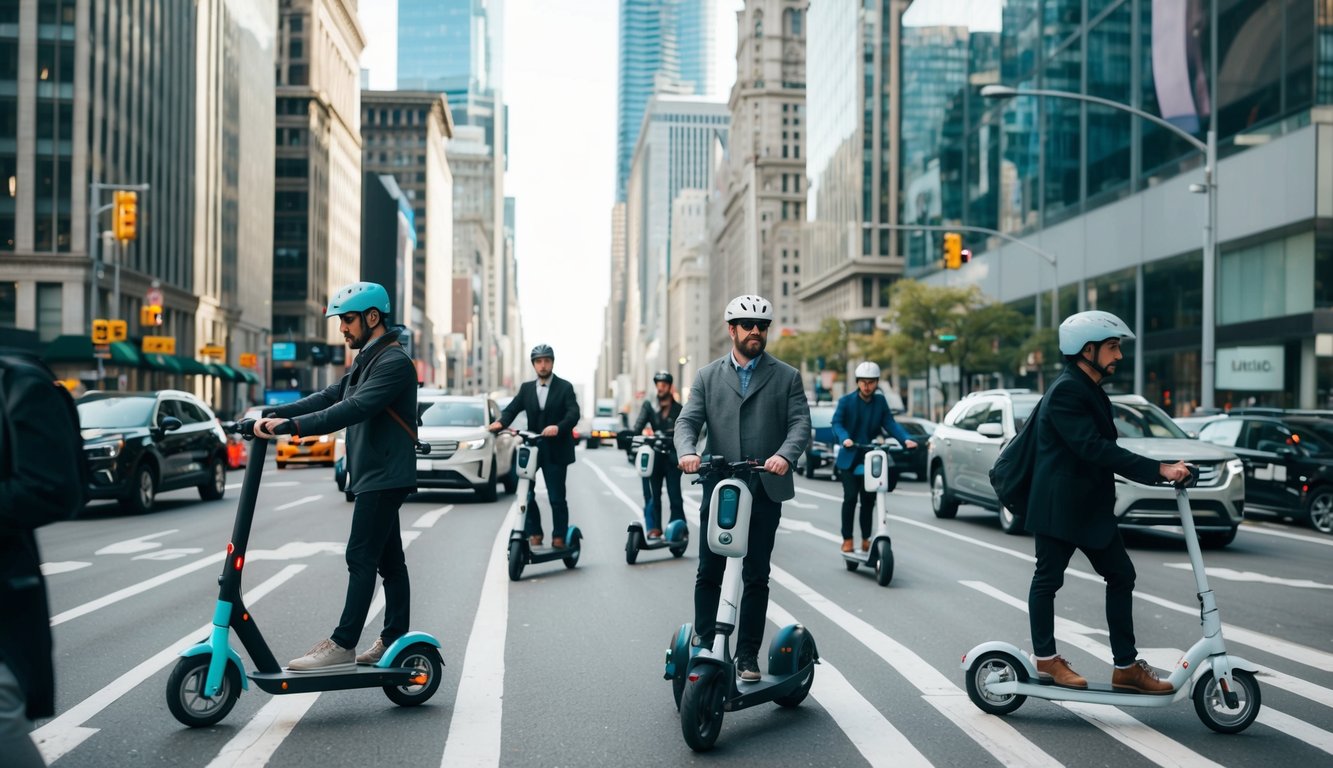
[965,651,1027,716]
[874,540,894,586]
[1192,668,1260,733]
[680,665,726,751]
[507,540,525,581]
[383,644,444,706]
[626,529,642,564]
[166,654,241,727]
[562,532,581,569]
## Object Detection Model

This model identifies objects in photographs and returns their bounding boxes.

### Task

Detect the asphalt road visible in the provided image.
[28,443,1333,767]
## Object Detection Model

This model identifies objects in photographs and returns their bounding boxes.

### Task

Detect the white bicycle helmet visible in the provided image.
[723,294,773,323]
[1058,311,1136,355]
[854,361,881,380]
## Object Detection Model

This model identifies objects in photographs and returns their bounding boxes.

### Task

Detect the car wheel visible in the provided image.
[503,459,518,495]
[803,455,817,479]
[588,438,600,450]
[1306,487,1333,534]
[931,467,958,519]
[198,458,226,501]
[475,460,498,502]
[998,506,1025,535]
[1200,526,1238,548]
[122,463,157,514]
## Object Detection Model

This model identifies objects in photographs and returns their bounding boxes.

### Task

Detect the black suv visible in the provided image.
[78,390,229,513]
[1197,411,1333,534]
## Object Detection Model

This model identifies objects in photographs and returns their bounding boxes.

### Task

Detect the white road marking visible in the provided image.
[34,565,306,763]
[1162,562,1333,589]
[1257,707,1333,756]
[40,561,91,575]
[133,548,204,561]
[247,541,345,560]
[1239,522,1333,547]
[1057,703,1224,768]
[50,552,226,626]
[439,501,516,767]
[263,481,301,487]
[413,504,453,528]
[275,495,322,511]
[95,529,179,555]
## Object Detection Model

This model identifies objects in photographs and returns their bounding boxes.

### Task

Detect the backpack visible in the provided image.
[0,352,90,528]
[988,397,1044,518]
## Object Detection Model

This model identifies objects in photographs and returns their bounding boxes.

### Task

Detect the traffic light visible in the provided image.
[239,352,257,369]
[943,232,963,270]
[140,304,163,327]
[113,190,138,241]
[108,319,128,342]
[92,319,110,344]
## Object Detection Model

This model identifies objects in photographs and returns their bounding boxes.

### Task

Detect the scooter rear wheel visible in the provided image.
[383,644,444,706]
[772,637,816,708]
[166,654,241,727]
[1192,669,1261,733]
[507,540,525,581]
[562,533,581,569]
[965,651,1027,715]
[874,540,894,586]
[626,530,642,564]
[680,665,726,751]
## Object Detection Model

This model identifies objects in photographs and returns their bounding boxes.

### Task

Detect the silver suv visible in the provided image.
[927,390,1246,546]
[415,395,519,501]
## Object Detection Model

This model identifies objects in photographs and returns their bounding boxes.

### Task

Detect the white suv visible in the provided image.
[927,390,1246,546]
[415,395,519,501]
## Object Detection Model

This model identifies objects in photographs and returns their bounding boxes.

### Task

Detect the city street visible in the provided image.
[32,444,1333,767]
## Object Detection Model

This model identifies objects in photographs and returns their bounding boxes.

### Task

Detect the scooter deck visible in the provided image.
[722,668,815,712]
[251,665,425,694]
[527,545,577,563]
[1030,678,1173,696]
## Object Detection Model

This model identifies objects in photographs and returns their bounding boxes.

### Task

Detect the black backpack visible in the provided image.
[988,397,1044,518]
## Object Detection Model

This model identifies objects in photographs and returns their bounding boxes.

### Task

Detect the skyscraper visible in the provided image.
[615,0,716,202]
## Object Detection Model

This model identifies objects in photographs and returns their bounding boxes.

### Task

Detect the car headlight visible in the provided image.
[319,435,331,443]
[86,440,123,459]
[1227,458,1244,475]
[462,438,487,450]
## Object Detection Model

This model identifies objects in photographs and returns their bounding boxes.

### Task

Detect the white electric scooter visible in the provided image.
[501,429,583,581]
[839,443,896,586]
[624,432,688,564]
[961,467,1262,733]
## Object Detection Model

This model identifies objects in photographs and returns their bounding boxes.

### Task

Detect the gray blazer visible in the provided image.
[674,352,811,501]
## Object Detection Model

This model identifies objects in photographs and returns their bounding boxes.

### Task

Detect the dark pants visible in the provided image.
[839,469,876,540]
[644,461,684,532]
[0,662,44,768]
[332,488,411,650]
[1030,531,1138,665]
[694,480,782,659]
[524,458,569,539]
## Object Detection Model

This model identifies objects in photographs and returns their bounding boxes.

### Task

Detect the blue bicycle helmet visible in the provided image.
[326,282,391,318]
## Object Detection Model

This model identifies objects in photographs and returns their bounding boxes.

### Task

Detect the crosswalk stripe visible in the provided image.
[50,551,226,626]
[1057,702,1224,768]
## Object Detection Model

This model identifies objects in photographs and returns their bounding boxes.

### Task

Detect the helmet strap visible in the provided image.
[1078,341,1114,380]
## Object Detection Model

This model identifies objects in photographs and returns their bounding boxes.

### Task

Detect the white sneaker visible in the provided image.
[287,639,355,672]
[356,637,388,665]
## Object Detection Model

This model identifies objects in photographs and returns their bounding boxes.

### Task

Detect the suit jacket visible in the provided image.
[272,327,418,493]
[500,374,580,465]
[674,352,811,501]
[830,391,912,471]
[1024,365,1162,548]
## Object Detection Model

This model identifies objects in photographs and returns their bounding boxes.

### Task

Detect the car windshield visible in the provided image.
[78,397,155,428]
[421,402,486,428]
[1112,402,1190,439]
[1012,397,1041,432]
[810,407,835,429]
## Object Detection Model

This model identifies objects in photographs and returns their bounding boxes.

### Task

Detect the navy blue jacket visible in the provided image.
[831,390,911,471]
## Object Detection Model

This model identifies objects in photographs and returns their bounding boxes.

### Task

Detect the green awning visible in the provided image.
[175,356,211,375]
[209,363,246,382]
[240,369,261,385]
[43,335,142,366]
[142,353,183,373]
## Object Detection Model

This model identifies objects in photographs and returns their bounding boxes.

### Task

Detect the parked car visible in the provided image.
[802,403,838,478]
[221,405,267,469]
[828,415,935,483]
[333,433,352,501]
[1197,412,1333,534]
[927,389,1245,545]
[274,429,342,469]
[78,390,229,514]
[1174,413,1230,439]
[416,395,518,501]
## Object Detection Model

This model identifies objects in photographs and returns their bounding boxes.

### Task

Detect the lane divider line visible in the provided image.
[51,552,227,626]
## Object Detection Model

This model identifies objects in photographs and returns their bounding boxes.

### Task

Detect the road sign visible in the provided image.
[143,336,176,355]
[146,287,163,306]
[200,345,225,360]
[93,343,111,360]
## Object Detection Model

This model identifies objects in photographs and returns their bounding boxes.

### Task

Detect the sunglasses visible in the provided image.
[733,320,770,332]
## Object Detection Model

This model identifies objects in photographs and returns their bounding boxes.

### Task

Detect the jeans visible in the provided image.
[331,488,411,650]
[524,458,569,539]
[694,479,782,659]
[0,662,45,768]
[643,461,684,532]
[1030,531,1138,665]
[839,468,876,540]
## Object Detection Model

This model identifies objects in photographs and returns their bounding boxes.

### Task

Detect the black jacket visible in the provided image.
[1024,364,1162,548]
[500,374,580,465]
[633,397,681,436]
[271,327,418,493]
[0,352,85,719]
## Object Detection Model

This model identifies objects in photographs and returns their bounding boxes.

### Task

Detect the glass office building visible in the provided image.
[905,0,1333,413]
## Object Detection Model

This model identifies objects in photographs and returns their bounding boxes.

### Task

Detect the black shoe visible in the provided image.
[736,655,761,681]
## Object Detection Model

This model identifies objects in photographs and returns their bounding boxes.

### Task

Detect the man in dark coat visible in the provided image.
[1025,311,1191,694]
[632,370,683,537]
[255,281,418,671]
[0,352,85,767]
[491,344,581,548]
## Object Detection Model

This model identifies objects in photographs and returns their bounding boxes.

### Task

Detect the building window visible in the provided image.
[0,282,15,326]
[36,282,61,342]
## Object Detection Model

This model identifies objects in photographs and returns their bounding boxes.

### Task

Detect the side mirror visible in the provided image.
[157,416,183,433]
[977,423,1004,438]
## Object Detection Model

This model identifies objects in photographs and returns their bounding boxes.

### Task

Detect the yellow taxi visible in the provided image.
[275,429,342,468]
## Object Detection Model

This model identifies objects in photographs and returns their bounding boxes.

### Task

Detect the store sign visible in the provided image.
[1216,346,1284,391]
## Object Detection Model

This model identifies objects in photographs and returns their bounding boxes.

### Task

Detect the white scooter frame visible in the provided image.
[961,468,1262,733]
[839,444,895,586]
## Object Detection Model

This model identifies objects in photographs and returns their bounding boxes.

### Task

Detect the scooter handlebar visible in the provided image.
[1162,463,1200,489]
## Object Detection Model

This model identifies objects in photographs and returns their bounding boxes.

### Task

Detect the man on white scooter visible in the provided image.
[832,361,916,554]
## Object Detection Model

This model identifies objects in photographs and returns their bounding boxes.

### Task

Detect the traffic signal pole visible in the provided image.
[87,182,149,384]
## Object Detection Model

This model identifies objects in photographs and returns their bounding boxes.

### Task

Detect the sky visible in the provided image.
[360,0,741,402]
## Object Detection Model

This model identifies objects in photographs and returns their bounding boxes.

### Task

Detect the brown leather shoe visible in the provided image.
[1033,655,1088,689]
[528,535,543,547]
[861,539,871,552]
[840,538,854,553]
[1112,660,1173,695]
[551,537,565,549]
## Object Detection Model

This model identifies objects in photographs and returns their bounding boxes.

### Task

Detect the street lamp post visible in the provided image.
[980,84,1217,410]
